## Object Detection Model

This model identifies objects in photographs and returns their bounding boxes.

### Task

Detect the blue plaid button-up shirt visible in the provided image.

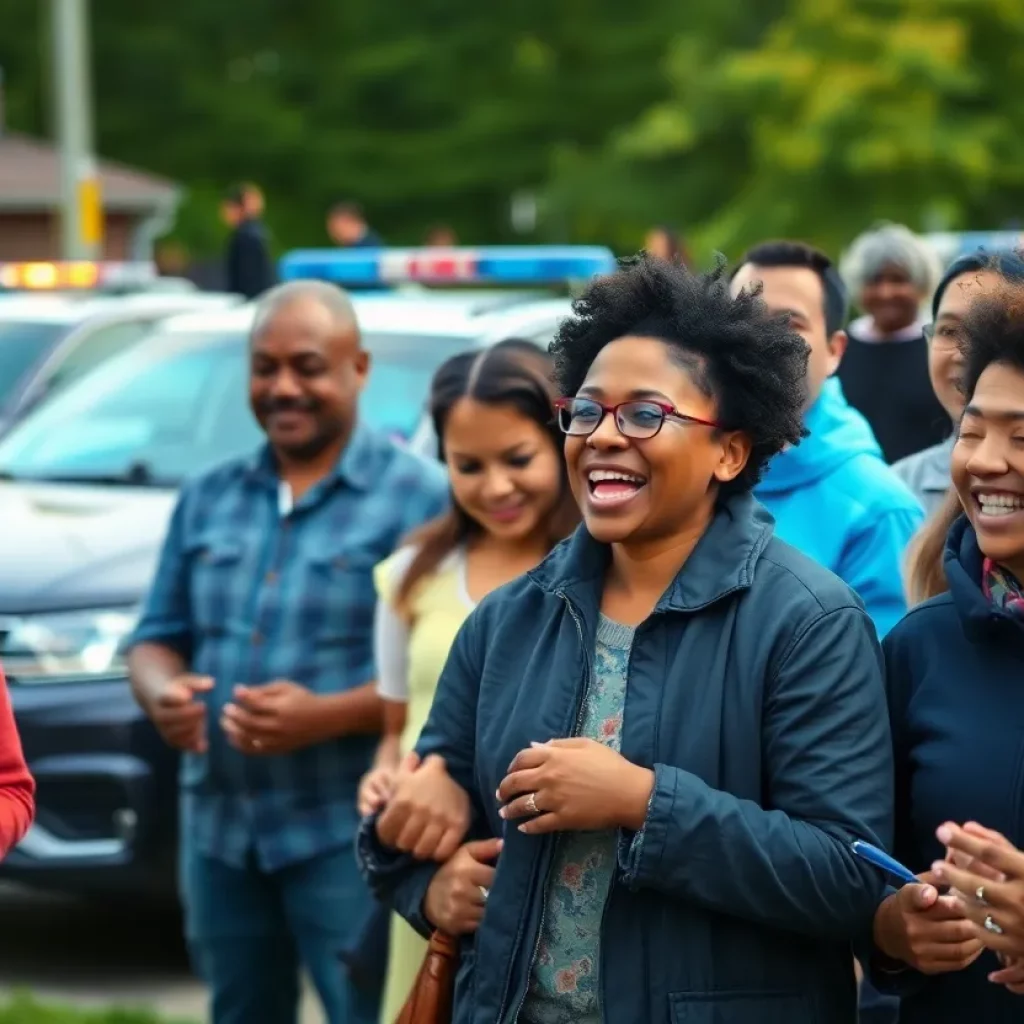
[131,423,448,871]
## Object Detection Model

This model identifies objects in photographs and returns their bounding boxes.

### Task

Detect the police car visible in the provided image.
[0,261,242,437]
[0,246,613,900]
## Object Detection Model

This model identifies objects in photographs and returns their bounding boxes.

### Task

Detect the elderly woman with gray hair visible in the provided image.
[837,223,949,464]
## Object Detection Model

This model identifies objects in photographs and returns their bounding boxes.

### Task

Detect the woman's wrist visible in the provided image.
[374,733,402,770]
[871,893,903,964]
[617,763,656,832]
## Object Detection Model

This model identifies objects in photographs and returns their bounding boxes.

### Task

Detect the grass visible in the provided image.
[0,993,196,1024]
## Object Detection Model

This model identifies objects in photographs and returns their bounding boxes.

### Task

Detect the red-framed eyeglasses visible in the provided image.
[554,397,721,439]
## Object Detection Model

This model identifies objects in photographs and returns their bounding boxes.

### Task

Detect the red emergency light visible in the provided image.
[380,250,480,283]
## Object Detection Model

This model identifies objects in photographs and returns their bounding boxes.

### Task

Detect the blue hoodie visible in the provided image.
[754,378,924,638]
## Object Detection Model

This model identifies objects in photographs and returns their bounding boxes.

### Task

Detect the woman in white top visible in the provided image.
[357,339,577,1022]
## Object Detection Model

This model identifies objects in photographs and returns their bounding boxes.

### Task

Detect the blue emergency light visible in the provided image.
[278,246,617,287]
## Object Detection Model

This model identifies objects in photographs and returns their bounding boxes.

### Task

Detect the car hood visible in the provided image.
[0,481,176,613]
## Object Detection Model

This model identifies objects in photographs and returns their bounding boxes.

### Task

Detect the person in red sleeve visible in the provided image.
[0,665,34,856]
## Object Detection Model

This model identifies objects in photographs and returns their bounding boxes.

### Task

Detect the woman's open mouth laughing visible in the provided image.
[973,489,1024,530]
[586,466,649,509]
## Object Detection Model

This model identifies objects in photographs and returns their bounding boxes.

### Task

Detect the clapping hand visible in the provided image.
[221,681,325,755]
[933,821,1024,990]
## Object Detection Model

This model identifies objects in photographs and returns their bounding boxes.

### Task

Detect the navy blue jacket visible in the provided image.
[361,493,893,1024]
[225,218,276,299]
[868,516,1024,1022]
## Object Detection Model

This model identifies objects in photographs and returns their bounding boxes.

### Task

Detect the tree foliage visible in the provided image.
[574,0,1024,260]
[0,0,683,256]
[1,1,1023,262]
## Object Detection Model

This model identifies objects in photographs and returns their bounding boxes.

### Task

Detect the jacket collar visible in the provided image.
[944,514,1024,645]
[528,491,774,614]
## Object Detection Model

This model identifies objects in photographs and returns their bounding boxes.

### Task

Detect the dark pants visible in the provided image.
[181,844,380,1024]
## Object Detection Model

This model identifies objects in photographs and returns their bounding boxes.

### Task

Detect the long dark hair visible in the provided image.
[395,339,578,608]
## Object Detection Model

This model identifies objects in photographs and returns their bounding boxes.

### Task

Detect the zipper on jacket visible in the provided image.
[501,592,592,1024]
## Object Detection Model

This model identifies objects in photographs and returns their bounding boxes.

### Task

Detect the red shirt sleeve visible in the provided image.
[0,665,34,857]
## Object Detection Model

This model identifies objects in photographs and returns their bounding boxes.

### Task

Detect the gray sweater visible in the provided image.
[892,434,954,517]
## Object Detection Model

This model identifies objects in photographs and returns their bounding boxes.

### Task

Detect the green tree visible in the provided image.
[0,1,686,256]
[586,0,1024,261]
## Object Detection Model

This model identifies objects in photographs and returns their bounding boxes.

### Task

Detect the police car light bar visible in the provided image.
[278,246,618,287]
[0,261,158,292]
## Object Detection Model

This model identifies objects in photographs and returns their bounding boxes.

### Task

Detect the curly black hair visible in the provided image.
[549,253,809,496]
[959,276,1024,401]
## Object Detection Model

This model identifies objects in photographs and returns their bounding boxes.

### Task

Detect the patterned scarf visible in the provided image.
[982,558,1024,617]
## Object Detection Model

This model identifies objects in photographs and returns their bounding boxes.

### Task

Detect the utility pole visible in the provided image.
[52,0,102,259]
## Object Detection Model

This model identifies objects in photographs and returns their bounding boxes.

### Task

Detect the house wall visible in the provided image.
[0,211,138,261]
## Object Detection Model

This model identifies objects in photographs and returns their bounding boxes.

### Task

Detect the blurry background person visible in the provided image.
[239,181,265,219]
[357,339,577,1022]
[327,201,383,248]
[731,241,922,638]
[643,224,689,266]
[220,182,276,299]
[895,252,1024,515]
[867,277,1024,1020]
[838,223,946,464]
[0,664,34,859]
[424,224,458,247]
[154,239,191,278]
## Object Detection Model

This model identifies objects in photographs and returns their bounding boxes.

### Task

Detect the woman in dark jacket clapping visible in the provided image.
[868,273,1024,1021]
[361,256,894,1024]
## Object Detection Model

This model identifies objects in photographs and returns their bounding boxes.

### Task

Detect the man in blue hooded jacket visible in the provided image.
[731,241,924,640]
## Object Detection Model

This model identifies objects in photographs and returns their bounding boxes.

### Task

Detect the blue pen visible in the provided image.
[851,840,919,887]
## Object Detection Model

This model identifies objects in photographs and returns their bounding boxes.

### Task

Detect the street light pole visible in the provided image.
[52,0,101,259]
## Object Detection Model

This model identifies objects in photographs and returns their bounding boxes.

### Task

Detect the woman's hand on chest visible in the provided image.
[496,737,654,835]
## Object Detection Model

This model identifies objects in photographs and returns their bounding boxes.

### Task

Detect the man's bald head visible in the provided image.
[248,280,370,465]
[251,279,359,343]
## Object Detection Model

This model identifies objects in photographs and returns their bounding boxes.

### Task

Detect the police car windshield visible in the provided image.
[0,327,467,486]
[0,321,67,410]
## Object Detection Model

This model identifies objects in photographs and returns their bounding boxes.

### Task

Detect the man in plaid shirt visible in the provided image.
[128,280,448,1024]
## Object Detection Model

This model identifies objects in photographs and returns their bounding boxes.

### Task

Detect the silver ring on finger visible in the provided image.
[478,885,489,902]
[985,914,1004,935]
[525,792,539,815]
[976,885,988,904]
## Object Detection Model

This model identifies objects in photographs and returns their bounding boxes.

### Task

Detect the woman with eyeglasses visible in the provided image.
[359,256,893,1024]
[894,252,1024,518]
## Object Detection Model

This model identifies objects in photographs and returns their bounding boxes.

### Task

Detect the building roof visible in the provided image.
[0,132,180,211]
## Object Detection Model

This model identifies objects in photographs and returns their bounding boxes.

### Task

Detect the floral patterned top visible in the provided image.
[522,614,635,1024]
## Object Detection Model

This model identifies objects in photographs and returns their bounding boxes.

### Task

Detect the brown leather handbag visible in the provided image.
[394,930,459,1024]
